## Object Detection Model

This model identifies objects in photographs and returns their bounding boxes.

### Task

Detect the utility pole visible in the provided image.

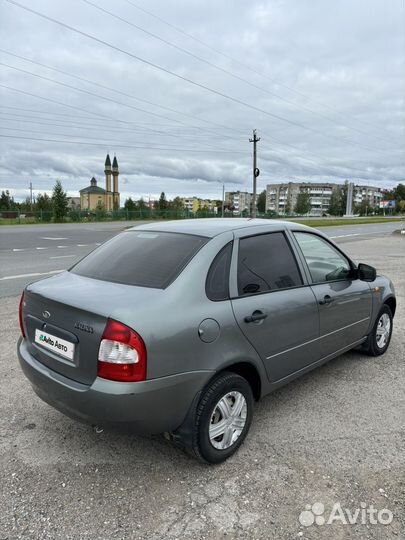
[249,129,260,218]
[29,182,33,212]
[221,183,225,218]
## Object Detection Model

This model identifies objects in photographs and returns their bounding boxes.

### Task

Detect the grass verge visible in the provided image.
[286,217,401,227]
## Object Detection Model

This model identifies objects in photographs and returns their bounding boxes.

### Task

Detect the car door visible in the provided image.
[292,231,372,359]
[230,230,320,383]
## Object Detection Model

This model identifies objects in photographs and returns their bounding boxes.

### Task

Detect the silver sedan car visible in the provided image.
[18,219,396,463]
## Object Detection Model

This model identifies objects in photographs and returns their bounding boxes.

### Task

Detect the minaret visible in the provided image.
[104,154,112,211]
[112,155,120,210]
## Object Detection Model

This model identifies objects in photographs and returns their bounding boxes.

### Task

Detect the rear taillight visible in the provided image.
[19,292,25,338]
[97,319,147,382]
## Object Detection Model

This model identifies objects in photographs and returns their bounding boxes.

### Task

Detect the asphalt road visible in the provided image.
[0,219,403,298]
[0,233,404,539]
[0,221,148,297]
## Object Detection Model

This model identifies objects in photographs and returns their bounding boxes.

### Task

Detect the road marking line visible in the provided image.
[57,245,67,248]
[0,269,65,281]
[50,255,76,259]
[77,244,88,247]
[41,237,67,240]
[95,242,101,245]
[12,248,24,252]
[36,247,47,250]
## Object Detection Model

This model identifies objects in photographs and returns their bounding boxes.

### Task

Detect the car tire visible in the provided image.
[189,371,254,464]
[363,304,393,356]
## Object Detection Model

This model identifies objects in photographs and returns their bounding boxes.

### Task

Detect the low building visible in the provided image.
[182,197,217,213]
[79,177,107,211]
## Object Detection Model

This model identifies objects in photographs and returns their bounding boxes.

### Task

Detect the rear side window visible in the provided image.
[237,232,302,296]
[206,242,233,301]
[71,231,208,288]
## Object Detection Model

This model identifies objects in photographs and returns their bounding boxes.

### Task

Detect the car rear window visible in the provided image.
[70,231,208,288]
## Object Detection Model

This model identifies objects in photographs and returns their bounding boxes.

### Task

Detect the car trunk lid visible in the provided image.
[22,271,152,385]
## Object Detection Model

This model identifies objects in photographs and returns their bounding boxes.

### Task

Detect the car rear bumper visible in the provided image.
[17,337,214,434]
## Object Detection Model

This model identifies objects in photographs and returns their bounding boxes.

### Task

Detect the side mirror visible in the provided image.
[358,263,376,282]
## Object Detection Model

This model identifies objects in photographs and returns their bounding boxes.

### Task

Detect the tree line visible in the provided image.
[0,180,69,221]
[124,192,222,214]
[2,181,404,221]
[124,192,186,212]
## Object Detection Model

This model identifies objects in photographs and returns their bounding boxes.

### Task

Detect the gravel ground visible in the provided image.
[0,234,404,540]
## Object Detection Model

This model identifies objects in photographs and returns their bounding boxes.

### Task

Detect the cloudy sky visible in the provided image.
[0,0,404,203]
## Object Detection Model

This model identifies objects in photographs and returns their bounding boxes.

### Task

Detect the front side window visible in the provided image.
[237,232,302,296]
[293,232,351,283]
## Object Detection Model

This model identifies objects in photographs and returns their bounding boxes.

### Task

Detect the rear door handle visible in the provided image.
[319,294,334,305]
[244,310,268,323]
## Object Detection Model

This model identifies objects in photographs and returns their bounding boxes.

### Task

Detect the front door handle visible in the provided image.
[244,310,268,323]
[319,294,334,306]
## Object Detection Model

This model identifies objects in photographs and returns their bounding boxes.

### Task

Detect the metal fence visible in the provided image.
[0,208,271,223]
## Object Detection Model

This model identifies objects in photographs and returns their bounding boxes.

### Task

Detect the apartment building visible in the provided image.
[266,182,339,216]
[266,182,384,216]
[224,191,254,214]
[353,185,384,208]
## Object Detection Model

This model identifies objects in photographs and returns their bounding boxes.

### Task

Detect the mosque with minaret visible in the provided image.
[79,154,120,211]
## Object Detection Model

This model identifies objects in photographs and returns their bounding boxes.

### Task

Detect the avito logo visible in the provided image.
[40,334,54,346]
[299,502,393,527]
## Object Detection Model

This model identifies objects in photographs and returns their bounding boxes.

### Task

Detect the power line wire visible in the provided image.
[81,0,395,146]
[9,56,370,157]
[1,126,392,180]
[0,132,246,153]
[0,111,381,176]
[3,0,394,155]
[0,62,223,139]
[1,131,382,179]
[0,111,231,145]
[0,125,235,152]
[0,104,114,123]
[0,62,240,147]
[0,111,233,139]
[0,48,237,135]
[0,89,394,178]
[0,82,137,125]
[121,0,394,136]
[1,84,397,179]
[0,105,239,132]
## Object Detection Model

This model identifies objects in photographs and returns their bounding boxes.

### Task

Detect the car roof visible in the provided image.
[128,218,313,238]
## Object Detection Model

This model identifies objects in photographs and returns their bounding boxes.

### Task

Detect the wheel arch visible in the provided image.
[216,361,262,401]
[384,296,396,317]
